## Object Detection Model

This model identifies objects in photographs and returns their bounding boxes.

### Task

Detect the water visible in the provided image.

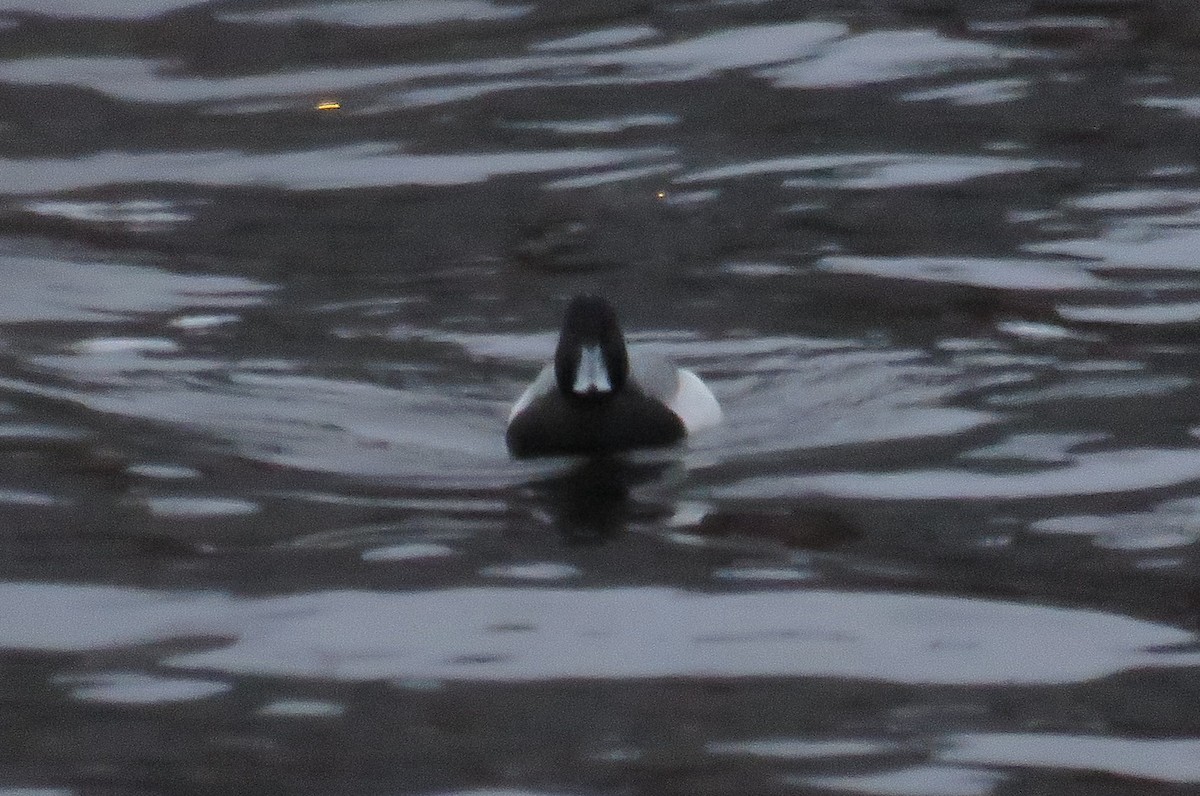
[2,1,1200,793]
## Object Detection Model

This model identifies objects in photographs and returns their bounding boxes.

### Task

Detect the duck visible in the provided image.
[506,294,722,458]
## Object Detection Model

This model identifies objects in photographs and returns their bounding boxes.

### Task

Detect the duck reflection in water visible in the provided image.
[528,456,680,544]
[526,457,861,551]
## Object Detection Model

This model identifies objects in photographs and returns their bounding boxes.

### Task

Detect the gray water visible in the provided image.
[2,1,1200,794]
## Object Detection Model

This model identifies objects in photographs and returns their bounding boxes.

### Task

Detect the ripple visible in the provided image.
[1,21,846,108]
[986,375,1191,406]
[720,261,794,277]
[677,153,1062,188]
[23,198,193,230]
[141,496,261,519]
[502,113,677,135]
[3,583,1193,685]
[0,489,60,507]
[1028,225,1200,270]
[532,24,659,52]
[545,162,679,190]
[712,567,810,582]
[125,463,202,480]
[29,363,510,481]
[818,255,1103,291]
[694,347,999,459]
[170,313,240,330]
[799,765,1001,796]
[258,699,346,718]
[902,77,1028,106]
[57,672,230,704]
[0,0,203,18]
[480,563,581,581]
[763,29,1023,89]
[219,0,530,27]
[0,254,272,323]
[1031,498,1200,550]
[962,433,1107,464]
[0,144,673,193]
[1058,300,1200,325]
[362,543,457,562]
[1143,96,1200,117]
[942,733,1200,784]
[0,423,85,443]
[709,738,889,759]
[72,337,179,355]
[721,448,1200,501]
[1070,188,1200,211]
[790,154,1068,189]
[996,320,1095,341]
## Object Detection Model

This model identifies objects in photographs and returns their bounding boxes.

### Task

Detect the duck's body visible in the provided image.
[505,295,721,459]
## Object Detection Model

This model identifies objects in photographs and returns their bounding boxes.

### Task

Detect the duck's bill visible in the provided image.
[573,344,612,395]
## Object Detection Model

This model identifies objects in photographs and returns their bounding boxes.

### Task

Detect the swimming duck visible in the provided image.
[506,295,722,458]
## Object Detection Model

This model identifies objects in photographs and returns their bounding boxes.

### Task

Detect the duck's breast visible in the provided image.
[506,389,685,458]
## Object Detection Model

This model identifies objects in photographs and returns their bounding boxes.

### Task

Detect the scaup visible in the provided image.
[506,295,721,458]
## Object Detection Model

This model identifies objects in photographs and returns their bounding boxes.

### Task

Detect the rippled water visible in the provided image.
[3,1,1200,794]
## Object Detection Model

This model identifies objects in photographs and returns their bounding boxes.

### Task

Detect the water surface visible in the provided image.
[2,1,1200,794]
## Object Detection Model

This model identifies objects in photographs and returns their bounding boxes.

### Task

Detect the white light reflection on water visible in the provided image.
[816,255,1104,291]
[1069,188,1200,211]
[0,489,60,507]
[1032,497,1200,551]
[1058,300,1200,324]
[962,432,1108,464]
[258,699,346,718]
[0,254,271,323]
[218,0,530,27]
[1028,188,1200,270]
[785,155,1066,190]
[1030,226,1200,269]
[675,153,1065,188]
[427,791,572,796]
[531,24,659,52]
[901,77,1028,106]
[362,542,458,562]
[54,671,231,704]
[721,447,1200,501]
[0,582,1195,686]
[762,29,1022,89]
[0,0,203,17]
[545,162,680,190]
[0,144,672,193]
[501,114,677,135]
[799,733,1200,790]
[709,738,890,759]
[1143,95,1200,117]
[986,374,1191,406]
[940,733,1200,784]
[0,21,847,107]
[799,765,1002,796]
[23,198,194,230]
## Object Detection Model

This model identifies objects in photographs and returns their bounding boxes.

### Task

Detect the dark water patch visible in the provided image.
[3,656,1199,794]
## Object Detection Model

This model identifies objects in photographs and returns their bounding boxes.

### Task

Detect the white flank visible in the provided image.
[671,369,723,432]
